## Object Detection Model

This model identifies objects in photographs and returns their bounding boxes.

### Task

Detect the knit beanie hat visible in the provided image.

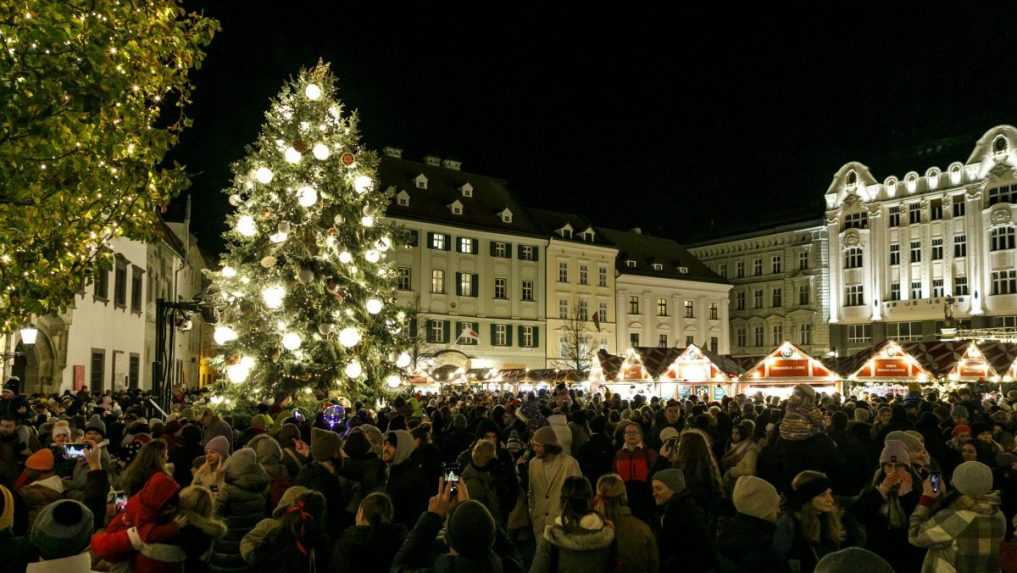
[250,413,273,431]
[652,469,686,496]
[224,448,262,482]
[51,425,71,440]
[445,500,496,559]
[85,414,106,437]
[30,500,93,560]
[249,434,283,465]
[277,423,301,448]
[26,448,55,472]
[505,430,524,455]
[885,430,923,455]
[659,427,680,445]
[952,461,994,497]
[205,435,231,459]
[879,440,911,466]
[532,425,559,446]
[952,424,972,438]
[342,429,371,459]
[815,547,894,573]
[311,427,341,462]
[732,476,780,523]
[359,424,384,456]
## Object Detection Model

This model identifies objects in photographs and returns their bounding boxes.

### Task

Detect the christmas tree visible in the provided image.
[207,62,412,403]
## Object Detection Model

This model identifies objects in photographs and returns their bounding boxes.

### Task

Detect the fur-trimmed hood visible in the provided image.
[543,513,615,551]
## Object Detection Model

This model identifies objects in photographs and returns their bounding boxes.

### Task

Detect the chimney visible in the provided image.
[424,155,441,167]
[631,227,642,235]
[442,158,462,171]
[383,146,402,158]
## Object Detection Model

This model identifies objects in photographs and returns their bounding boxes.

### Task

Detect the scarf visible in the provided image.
[721,439,754,469]
[779,404,825,441]
[870,469,910,529]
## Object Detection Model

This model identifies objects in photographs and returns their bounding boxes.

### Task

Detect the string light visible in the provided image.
[345,359,363,378]
[284,147,302,164]
[366,298,383,314]
[396,352,411,368]
[305,83,322,100]
[282,332,302,351]
[354,175,373,194]
[386,374,401,388]
[361,215,375,227]
[255,167,274,183]
[338,327,361,348]
[298,185,317,207]
[213,326,238,345]
[312,143,330,160]
[221,266,237,278]
[364,250,380,263]
[236,216,257,237]
[338,251,353,264]
[261,285,286,309]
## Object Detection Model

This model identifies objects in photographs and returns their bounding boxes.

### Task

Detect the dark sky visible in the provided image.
[169,4,1017,255]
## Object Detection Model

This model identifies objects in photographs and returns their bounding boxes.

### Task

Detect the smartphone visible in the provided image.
[63,444,88,460]
[114,493,128,512]
[930,472,942,494]
[442,462,460,497]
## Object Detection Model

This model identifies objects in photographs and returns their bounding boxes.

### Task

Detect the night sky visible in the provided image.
[168,5,1017,255]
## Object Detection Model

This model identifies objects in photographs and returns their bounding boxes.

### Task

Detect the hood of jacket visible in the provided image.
[543,513,615,551]
[387,429,415,466]
[26,475,64,494]
[181,513,228,538]
[126,472,180,524]
[272,485,312,517]
[953,490,1003,515]
[224,448,270,491]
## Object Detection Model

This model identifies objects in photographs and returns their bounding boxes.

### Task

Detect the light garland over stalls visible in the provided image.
[207,63,412,400]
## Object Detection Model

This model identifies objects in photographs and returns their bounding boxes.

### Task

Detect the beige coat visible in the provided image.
[528,453,581,538]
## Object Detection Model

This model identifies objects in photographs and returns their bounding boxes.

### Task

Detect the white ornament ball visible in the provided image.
[338,327,360,348]
[366,298,383,315]
[240,356,257,369]
[334,214,345,225]
[361,215,375,227]
[261,285,286,309]
[353,175,373,194]
[278,221,291,234]
[284,147,302,164]
[364,250,381,263]
[305,83,322,100]
[312,143,331,160]
[396,351,411,369]
[260,256,277,268]
[386,374,401,389]
[377,236,392,251]
[236,216,257,237]
[298,268,315,283]
[213,325,238,345]
[221,266,237,278]
[338,251,353,264]
[226,363,250,384]
[298,185,318,207]
[282,332,302,351]
[345,359,363,379]
[255,167,274,184]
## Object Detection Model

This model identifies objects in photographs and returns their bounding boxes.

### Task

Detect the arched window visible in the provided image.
[994,136,1009,154]
[844,247,863,269]
[846,170,857,185]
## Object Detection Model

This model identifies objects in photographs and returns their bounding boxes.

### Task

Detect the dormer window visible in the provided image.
[499,208,513,223]
[414,173,428,190]
[460,182,473,198]
[846,170,857,186]
[424,155,441,167]
[581,227,596,241]
[995,136,1009,155]
[625,259,637,268]
[396,190,410,207]
[558,224,573,239]
[677,266,689,274]
[652,263,663,271]
[449,200,463,215]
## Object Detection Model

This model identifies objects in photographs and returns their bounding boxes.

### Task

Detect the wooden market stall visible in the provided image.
[738,341,842,398]
[838,340,934,397]
[659,344,740,401]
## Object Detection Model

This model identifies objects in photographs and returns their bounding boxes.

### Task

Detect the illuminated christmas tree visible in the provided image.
[207,62,412,402]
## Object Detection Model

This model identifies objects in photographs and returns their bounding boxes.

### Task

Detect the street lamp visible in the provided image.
[19,326,38,345]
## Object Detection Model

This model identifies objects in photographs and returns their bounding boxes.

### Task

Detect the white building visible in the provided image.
[825,124,1017,355]
[600,228,732,354]
[688,220,831,358]
[381,150,547,371]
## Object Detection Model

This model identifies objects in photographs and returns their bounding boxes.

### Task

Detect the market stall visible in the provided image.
[589,348,663,400]
[841,340,933,397]
[660,344,738,401]
[738,341,841,398]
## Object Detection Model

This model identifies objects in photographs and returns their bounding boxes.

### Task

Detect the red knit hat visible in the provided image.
[953,424,972,438]
[26,448,54,472]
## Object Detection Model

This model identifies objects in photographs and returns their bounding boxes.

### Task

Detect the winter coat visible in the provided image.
[338,453,386,506]
[455,445,519,523]
[295,462,347,536]
[169,434,204,488]
[91,472,182,563]
[0,432,29,486]
[606,506,659,573]
[577,433,615,487]
[439,429,473,465]
[25,552,100,573]
[209,450,270,573]
[716,513,788,573]
[192,462,226,494]
[654,491,715,573]
[0,527,37,573]
[780,502,864,573]
[530,513,615,573]
[391,511,505,573]
[773,434,841,493]
[387,458,428,528]
[462,460,504,525]
[20,475,64,528]
[614,446,657,484]
[528,453,582,539]
[328,522,407,573]
[239,485,312,563]
[409,442,442,496]
[852,469,925,573]
[909,491,1007,573]
[547,415,574,456]
[247,434,290,510]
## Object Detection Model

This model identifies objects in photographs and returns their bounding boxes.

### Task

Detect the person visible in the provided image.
[18,449,63,529]
[594,473,659,573]
[275,424,308,481]
[239,485,312,561]
[329,492,407,573]
[716,475,787,573]
[243,490,329,573]
[0,413,36,486]
[0,484,34,571]
[462,439,506,526]
[781,470,858,573]
[775,386,842,494]
[528,425,582,541]
[170,424,204,488]
[90,472,183,567]
[391,480,504,572]
[721,419,760,488]
[651,468,715,572]
[384,429,425,527]
[909,460,1006,573]
[613,422,657,523]
[27,500,97,573]
[577,415,615,487]
[200,409,234,451]
[530,475,614,573]
[247,434,290,510]
[852,440,924,572]
[408,424,442,497]
[119,440,170,496]
[295,427,348,537]
[672,428,726,527]
[172,485,228,573]
[208,448,270,573]
[336,427,385,528]
[193,435,229,494]
[813,547,894,573]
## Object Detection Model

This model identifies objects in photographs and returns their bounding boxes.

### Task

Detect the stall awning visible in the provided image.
[839,340,934,382]
[742,341,839,384]
[661,344,740,383]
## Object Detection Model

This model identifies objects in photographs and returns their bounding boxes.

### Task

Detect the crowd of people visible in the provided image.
[3,375,1017,572]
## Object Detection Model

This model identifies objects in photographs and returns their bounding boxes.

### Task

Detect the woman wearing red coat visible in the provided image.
[91,471,182,565]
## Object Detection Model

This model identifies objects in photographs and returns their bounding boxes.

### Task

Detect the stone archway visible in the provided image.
[13,316,67,394]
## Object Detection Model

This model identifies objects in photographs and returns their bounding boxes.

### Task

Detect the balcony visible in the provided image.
[881,295,969,321]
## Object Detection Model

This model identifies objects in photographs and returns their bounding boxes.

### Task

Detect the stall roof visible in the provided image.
[743,341,837,383]
[831,340,934,381]
[902,340,1017,379]
[595,347,743,382]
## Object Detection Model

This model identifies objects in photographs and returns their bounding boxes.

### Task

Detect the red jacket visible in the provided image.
[614,446,658,483]
[91,472,181,562]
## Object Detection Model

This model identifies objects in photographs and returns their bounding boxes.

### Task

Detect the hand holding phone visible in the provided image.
[930,472,942,495]
[441,462,460,498]
[63,444,88,460]
[114,493,128,512]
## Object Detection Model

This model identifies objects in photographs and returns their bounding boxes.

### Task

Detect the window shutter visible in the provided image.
[455,238,462,253]
[410,318,418,339]
[455,273,462,296]
[506,243,513,258]
[533,327,539,348]
[455,321,463,343]
[445,236,451,251]
[506,324,513,347]
[471,239,479,254]
[442,320,451,343]
[490,324,498,345]
[409,230,419,246]
[517,325,524,347]
[427,232,435,249]
[426,320,435,343]
[471,274,479,297]
[490,241,497,256]
[532,246,539,262]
